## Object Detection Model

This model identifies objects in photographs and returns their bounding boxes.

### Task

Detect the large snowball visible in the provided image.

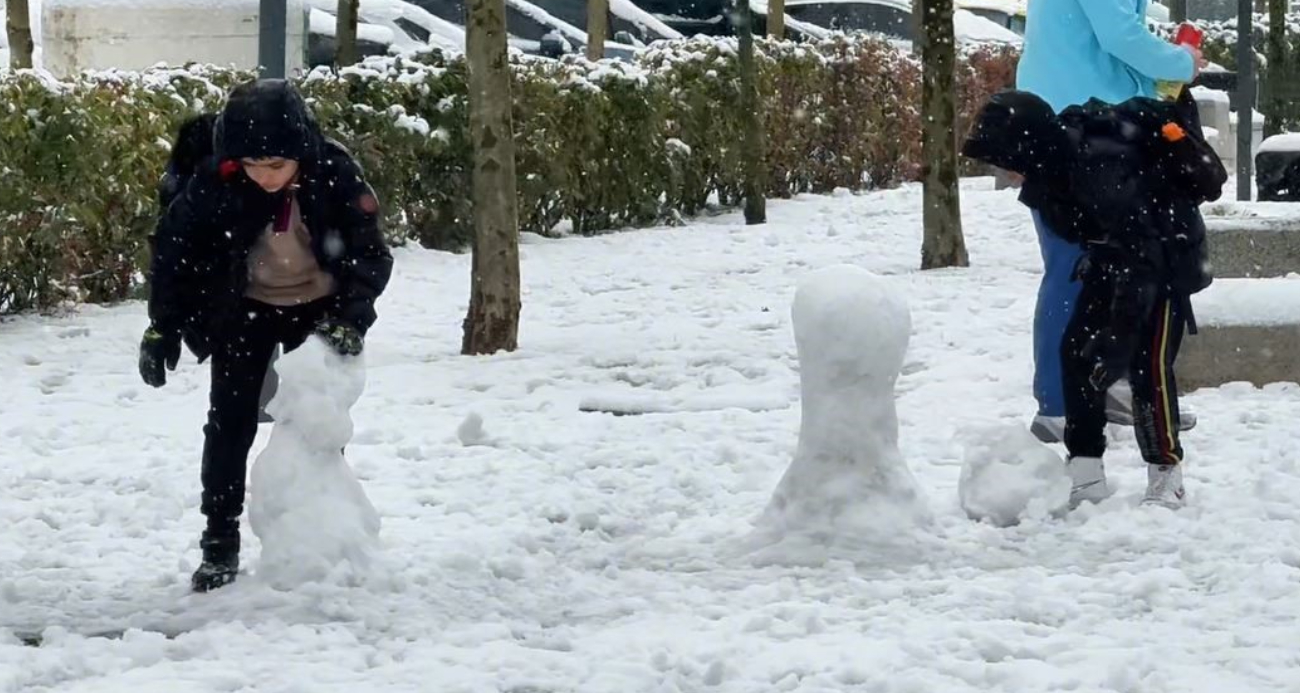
[959,424,1071,527]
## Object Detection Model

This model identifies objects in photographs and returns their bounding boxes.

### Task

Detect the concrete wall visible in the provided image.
[1205,218,1300,278]
[41,0,309,78]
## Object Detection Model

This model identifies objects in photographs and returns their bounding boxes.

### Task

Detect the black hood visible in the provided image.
[214,79,320,163]
[962,90,1070,178]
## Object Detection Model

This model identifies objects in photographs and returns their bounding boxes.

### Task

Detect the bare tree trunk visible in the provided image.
[586,0,608,61]
[6,0,34,70]
[767,0,785,40]
[1263,0,1287,137]
[918,0,968,269]
[463,0,521,355]
[737,0,766,225]
[335,0,361,67]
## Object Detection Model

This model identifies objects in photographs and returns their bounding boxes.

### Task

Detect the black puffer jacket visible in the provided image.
[963,88,1227,297]
[148,80,393,361]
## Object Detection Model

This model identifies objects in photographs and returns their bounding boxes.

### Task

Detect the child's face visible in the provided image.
[241,157,300,193]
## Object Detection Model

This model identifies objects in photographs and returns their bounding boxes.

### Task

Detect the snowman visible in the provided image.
[759,264,929,544]
[248,337,381,588]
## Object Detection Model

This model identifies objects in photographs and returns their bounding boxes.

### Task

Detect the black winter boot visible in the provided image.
[192,522,241,593]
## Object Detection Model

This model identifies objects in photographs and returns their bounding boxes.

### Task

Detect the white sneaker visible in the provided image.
[1105,380,1197,431]
[1031,415,1066,444]
[1066,456,1113,508]
[1142,464,1186,509]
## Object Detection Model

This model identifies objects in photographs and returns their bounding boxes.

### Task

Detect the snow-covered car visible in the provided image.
[303,0,469,64]
[957,0,1025,34]
[524,0,683,46]
[774,0,1023,46]
[957,0,1169,37]
[405,0,655,60]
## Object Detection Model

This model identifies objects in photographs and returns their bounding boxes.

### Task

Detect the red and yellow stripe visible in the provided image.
[1150,300,1182,465]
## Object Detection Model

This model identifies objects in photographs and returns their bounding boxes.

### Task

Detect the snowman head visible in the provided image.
[792,264,911,388]
[265,336,366,447]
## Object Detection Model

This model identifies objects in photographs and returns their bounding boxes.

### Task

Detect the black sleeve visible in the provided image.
[147,167,222,337]
[1164,135,1228,203]
[324,148,393,334]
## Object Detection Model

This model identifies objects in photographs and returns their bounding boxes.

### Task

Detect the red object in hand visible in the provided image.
[1174,22,1204,49]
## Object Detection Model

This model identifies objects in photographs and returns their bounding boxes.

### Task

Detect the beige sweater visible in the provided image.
[245,197,336,306]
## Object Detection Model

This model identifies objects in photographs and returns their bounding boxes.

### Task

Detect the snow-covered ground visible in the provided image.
[4,181,1300,692]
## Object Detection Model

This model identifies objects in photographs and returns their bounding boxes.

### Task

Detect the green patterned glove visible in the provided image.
[317,319,364,356]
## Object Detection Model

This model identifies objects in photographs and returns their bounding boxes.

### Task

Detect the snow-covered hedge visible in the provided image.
[0,38,1018,313]
[0,66,250,313]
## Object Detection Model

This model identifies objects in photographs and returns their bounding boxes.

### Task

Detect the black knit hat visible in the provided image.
[214,79,318,162]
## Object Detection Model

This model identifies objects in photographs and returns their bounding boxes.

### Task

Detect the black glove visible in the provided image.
[316,318,364,356]
[139,326,181,388]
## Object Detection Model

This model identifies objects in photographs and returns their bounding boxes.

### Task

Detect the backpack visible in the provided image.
[158,113,218,212]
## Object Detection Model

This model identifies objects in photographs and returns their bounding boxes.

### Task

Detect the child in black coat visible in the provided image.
[140,79,393,591]
[964,88,1227,510]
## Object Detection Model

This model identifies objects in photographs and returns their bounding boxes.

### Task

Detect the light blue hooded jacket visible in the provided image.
[1016,0,1195,112]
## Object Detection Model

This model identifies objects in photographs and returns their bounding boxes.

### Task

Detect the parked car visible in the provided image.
[303,0,469,65]
[527,0,683,45]
[957,0,1025,34]
[775,0,1022,46]
[956,0,1169,37]
[405,0,650,60]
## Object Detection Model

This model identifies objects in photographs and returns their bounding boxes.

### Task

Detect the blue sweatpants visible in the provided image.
[1032,211,1084,417]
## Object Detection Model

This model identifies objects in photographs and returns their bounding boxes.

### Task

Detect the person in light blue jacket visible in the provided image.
[1015,0,1205,444]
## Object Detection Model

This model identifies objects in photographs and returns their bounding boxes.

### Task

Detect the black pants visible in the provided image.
[1062,273,1186,466]
[200,297,332,527]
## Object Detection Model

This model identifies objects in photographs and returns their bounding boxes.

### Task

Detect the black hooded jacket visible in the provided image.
[148,79,393,361]
[963,88,1227,297]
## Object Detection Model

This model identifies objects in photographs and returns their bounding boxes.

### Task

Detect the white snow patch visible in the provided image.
[754,264,929,553]
[1191,85,1231,105]
[388,105,430,135]
[1192,277,1300,327]
[608,0,682,40]
[1259,133,1300,154]
[959,424,1071,527]
[308,8,397,45]
[248,337,381,589]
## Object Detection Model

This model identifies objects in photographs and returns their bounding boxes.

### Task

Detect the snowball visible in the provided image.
[757,264,929,548]
[249,337,381,589]
[457,412,487,446]
[958,424,1071,527]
